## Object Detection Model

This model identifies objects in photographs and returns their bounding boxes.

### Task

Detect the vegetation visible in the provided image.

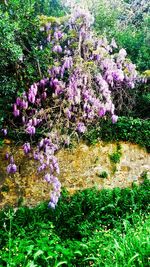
[0,0,66,128]
[84,117,150,152]
[0,1,149,266]
[93,0,150,71]
[0,179,149,266]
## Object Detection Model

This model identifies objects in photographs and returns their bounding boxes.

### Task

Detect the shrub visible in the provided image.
[0,179,149,266]
[2,5,140,208]
[0,0,66,125]
[84,117,150,152]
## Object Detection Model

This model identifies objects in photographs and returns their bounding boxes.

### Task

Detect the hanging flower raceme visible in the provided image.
[7,7,141,208]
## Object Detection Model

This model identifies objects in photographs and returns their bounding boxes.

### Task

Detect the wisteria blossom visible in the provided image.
[7,7,140,208]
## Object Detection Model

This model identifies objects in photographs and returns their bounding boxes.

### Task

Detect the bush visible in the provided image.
[0,179,149,266]
[0,0,66,125]
[93,1,150,71]
[84,117,150,152]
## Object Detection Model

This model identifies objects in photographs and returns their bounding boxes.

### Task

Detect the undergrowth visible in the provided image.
[0,179,149,266]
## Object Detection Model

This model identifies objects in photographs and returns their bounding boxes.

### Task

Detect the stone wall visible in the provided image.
[0,141,149,208]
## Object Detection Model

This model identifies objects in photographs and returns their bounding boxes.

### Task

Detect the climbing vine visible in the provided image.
[4,7,140,208]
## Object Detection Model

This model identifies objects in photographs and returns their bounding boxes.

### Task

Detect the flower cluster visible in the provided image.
[7,7,139,207]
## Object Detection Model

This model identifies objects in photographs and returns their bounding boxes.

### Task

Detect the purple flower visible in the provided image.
[112,70,124,82]
[112,115,118,124]
[47,34,51,42]
[76,122,87,133]
[44,173,51,183]
[13,109,20,117]
[10,156,14,164]
[38,163,47,172]
[118,48,127,61]
[33,152,39,160]
[2,128,7,136]
[53,45,62,53]
[52,66,61,76]
[40,79,46,87]
[42,92,47,100]
[65,108,71,119]
[36,98,41,105]
[45,23,51,32]
[26,125,36,135]
[5,152,9,160]
[22,116,26,124]
[98,108,106,117]
[39,139,44,148]
[63,57,73,69]
[7,164,17,174]
[48,202,56,209]
[16,97,21,106]
[32,118,37,126]
[23,142,31,154]
[28,92,36,104]
[13,104,20,117]
[22,100,28,110]
[54,31,63,40]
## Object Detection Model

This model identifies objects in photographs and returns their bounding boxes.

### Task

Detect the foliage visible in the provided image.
[134,90,150,119]
[3,6,140,207]
[93,0,150,71]
[113,16,150,71]
[34,0,66,17]
[0,179,149,266]
[0,0,66,127]
[93,0,125,36]
[84,117,150,152]
[97,171,108,178]
[109,143,122,164]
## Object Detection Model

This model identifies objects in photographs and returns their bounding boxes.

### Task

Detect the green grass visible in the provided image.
[0,179,149,266]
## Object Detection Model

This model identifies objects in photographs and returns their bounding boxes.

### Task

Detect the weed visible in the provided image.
[97,171,108,178]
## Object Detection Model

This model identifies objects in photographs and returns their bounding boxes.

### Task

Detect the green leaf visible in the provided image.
[74,250,82,256]
[33,250,44,259]
[55,261,68,267]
